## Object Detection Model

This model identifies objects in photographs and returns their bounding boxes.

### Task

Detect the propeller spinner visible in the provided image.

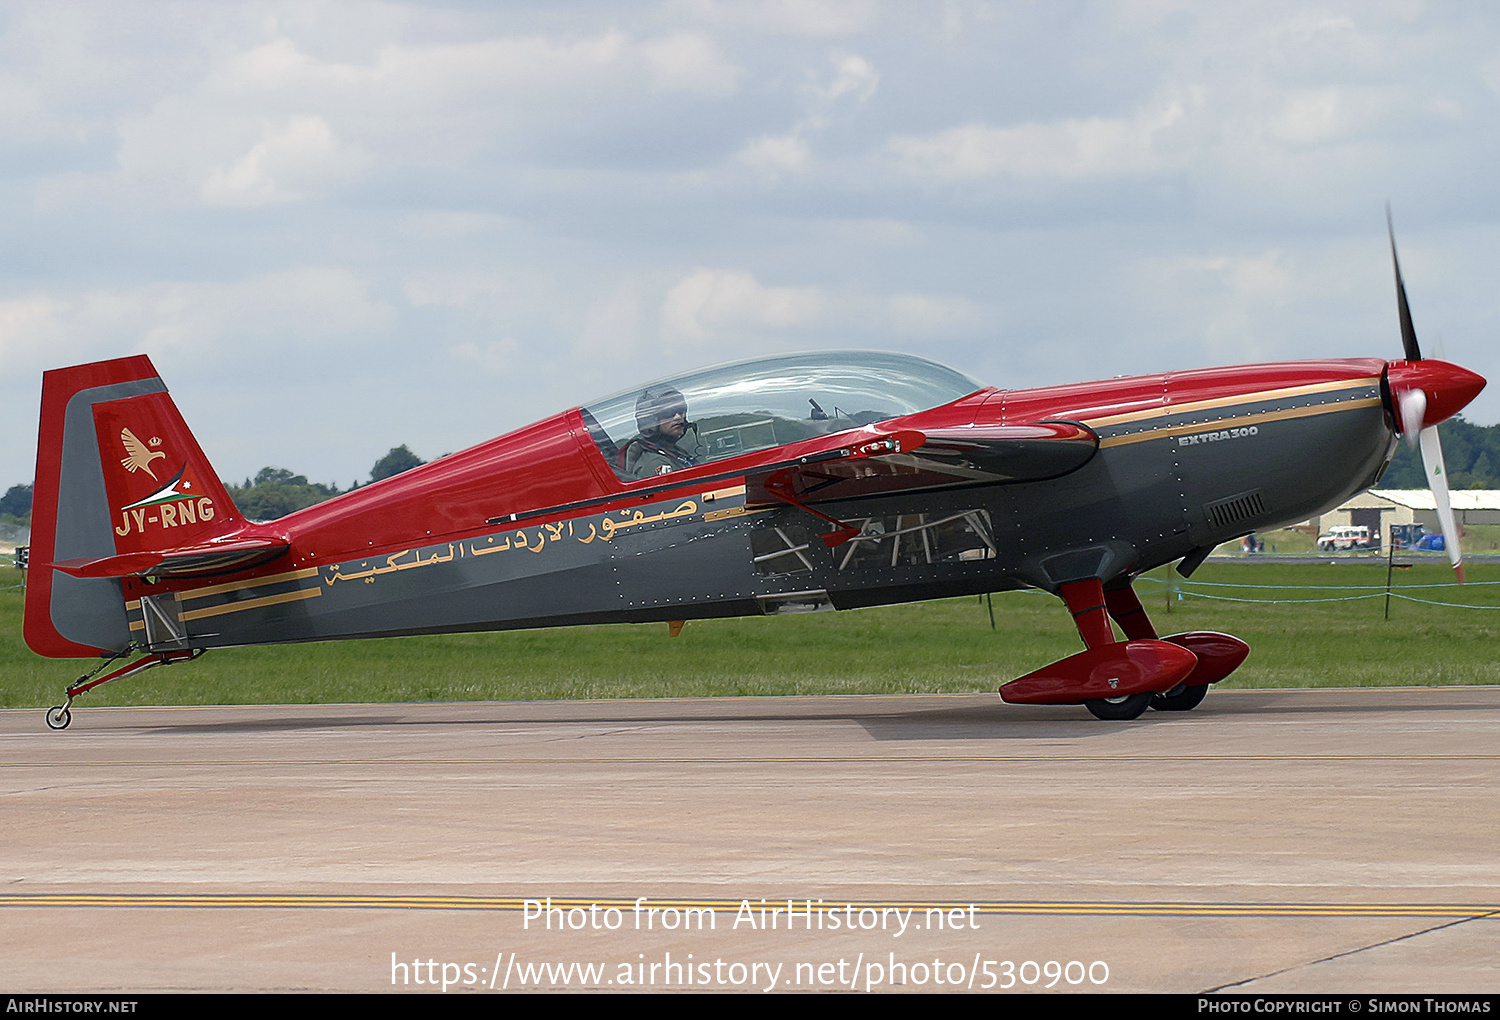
[1383,209,1486,583]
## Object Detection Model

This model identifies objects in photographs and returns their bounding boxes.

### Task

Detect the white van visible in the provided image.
[1316,525,1377,552]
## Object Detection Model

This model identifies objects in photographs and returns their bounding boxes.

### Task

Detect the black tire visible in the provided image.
[1083,692,1153,721]
[1150,683,1208,712]
[45,705,71,730]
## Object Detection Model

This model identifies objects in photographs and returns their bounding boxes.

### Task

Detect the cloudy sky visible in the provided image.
[3,0,1499,491]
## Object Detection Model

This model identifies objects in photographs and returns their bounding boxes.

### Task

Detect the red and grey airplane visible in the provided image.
[24,223,1485,727]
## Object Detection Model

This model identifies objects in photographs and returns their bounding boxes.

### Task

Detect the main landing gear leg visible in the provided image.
[998,578,1197,720]
[1063,579,1155,721]
[1103,584,1251,712]
[1102,584,1158,640]
[45,646,204,731]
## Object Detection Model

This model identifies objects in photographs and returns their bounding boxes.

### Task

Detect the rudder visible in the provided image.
[25,356,241,658]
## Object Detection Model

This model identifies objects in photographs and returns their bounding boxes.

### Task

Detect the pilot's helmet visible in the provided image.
[635,387,688,435]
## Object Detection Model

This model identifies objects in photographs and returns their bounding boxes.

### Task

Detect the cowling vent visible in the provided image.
[1204,490,1266,529]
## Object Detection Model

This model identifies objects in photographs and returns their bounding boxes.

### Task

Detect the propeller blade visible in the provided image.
[1396,387,1426,449]
[1387,205,1422,362]
[1418,425,1464,584]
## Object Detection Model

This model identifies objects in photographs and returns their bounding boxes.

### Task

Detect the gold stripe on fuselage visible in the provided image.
[1084,376,1380,429]
[1096,395,1383,449]
[177,567,321,602]
[125,566,320,627]
[180,586,322,622]
[129,585,322,629]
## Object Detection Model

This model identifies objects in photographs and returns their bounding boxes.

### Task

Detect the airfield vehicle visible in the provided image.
[1316,525,1379,552]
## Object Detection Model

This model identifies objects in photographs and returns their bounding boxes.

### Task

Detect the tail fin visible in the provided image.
[25,356,244,658]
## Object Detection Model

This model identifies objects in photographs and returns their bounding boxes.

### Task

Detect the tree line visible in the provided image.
[1380,416,1500,490]
[227,446,426,521]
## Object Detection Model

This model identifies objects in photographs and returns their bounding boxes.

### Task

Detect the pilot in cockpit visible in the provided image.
[620,386,702,478]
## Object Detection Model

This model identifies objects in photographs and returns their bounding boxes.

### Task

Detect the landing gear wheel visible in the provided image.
[1151,683,1208,712]
[1083,692,1153,721]
[45,705,72,730]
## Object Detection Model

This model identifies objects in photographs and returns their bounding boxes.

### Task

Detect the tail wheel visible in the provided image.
[1151,683,1208,712]
[1083,692,1153,721]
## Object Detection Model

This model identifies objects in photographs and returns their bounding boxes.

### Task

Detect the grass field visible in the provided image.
[3,559,1498,710]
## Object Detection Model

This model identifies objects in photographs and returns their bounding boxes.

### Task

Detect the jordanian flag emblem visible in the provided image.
[122,465,201,510]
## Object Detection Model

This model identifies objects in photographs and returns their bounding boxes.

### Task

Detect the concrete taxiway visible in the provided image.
[2,687,1498,993]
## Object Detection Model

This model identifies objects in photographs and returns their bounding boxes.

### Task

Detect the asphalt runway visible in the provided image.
[3,687,1498,994]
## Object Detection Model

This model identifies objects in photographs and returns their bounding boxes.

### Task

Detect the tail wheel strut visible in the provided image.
[45,646,204,730]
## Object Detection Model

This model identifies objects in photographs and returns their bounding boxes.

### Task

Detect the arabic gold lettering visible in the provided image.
[578,523,597,544]
[471,536,512,556]
[326,561,378,585]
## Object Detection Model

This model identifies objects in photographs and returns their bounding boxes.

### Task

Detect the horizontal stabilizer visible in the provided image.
[50,536,289,579]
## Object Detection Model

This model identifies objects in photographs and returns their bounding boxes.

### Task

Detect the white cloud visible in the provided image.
[735,132,812,174]
[820,51,878,103]
[640,31,742,95]
[148,267,393,355]
[657,268,988,345]
[205,30,741,115]
[1193,251,1294,301]
[0,268,393,380]
[735,50,878,176]
[576,281,645,361]
[661,269,823,342]
[51,26,743,208]
[201,115,365,206]
[400,269,565,337]
[449,338,523,376]
[1482,50,1500,102]
[676,0,881,37]
[1267,87,1397,148]
[884,292,986,336]
[887,99,1190,181]
[1125,249,1313,361]
[0,294,73,371]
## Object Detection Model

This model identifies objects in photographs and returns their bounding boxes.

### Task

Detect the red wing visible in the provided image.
[746,421,1098,506]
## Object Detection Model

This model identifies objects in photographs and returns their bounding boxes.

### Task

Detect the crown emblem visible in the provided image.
[149,437,162,447]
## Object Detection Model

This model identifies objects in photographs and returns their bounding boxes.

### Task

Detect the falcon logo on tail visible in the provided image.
[119,428,165,480]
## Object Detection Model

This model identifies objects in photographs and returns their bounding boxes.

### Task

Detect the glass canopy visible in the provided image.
[580,351,984,481]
